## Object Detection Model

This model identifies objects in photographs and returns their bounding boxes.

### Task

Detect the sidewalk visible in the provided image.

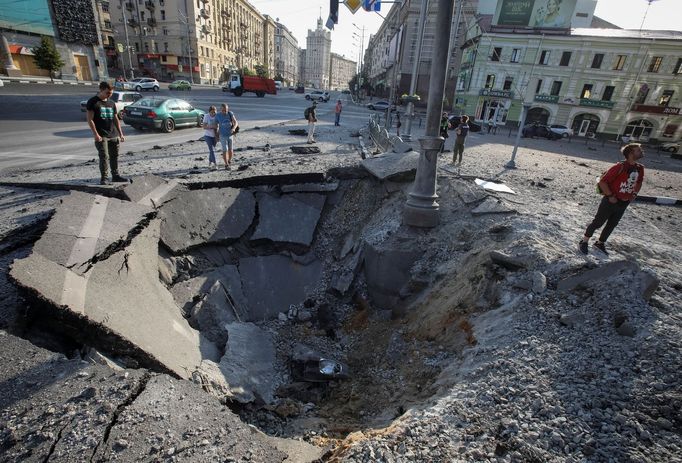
[0,75,220,89]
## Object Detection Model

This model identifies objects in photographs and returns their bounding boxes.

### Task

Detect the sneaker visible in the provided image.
[578,240,588,255]
[100,178,112,185]
[593,241,609,255]
[112,175,128,183]
[225,163,231,170]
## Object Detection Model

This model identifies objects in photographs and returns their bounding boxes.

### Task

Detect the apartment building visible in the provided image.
[304,17,331,89]
[108,0,278,83]
[274,20,300,86]
[329,53,356,91]
[457,26,682,141]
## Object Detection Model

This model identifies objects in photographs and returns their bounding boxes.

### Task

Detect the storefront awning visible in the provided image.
[9,44,33,55]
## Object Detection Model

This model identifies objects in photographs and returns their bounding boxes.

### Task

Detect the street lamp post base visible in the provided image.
[403,202,439,227]
[505,159,517,169]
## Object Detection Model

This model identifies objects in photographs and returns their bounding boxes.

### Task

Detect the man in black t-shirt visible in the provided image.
[86,81,127,185]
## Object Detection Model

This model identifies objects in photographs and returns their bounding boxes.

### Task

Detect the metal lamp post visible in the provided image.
[403,0,455,228]
[403,0,429,141]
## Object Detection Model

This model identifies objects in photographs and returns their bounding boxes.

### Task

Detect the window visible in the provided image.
[491,47,502,62]
[648,56,663,72]
[536,78,543,94]
[580,84,593,99]
[510,48,520,63]
[550,81,562,96]
[560,51,571,66]
[144,42,149,52]
[140,11,145,20]
[134,42,139,52]
[635,84,649,104]
[674,58,682,74]
[539,50,550,65]
[602,85,615,101]
[153,42,158,53]
[659,90,674,107]
[161,10,165,20]
[104,20,112,29]
[503,76,513,90]
[485,74,495,89]
[162,27,168,35]
[102,2,109,12]
[613,55,626,71]
[591,53,604,69]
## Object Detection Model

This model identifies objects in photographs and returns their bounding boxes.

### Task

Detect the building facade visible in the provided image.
[329,52,355,91]
[0,0,108,81]
[457,27,682,141]
[304,17,331,89]
[107,0,281,84]
[274,20,299,86]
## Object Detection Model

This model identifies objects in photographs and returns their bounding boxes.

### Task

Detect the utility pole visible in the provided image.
[385,4,403,130]
[403,0,429,141]
[120,0,135,79]
[178,9,194,84]
[446,0,463,113]
[403,0,455,228]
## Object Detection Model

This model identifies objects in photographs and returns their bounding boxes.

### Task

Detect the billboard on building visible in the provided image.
[0,0,54,36]
[493,0,577,28]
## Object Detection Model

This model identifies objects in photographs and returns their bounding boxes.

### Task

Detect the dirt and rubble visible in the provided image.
[0,119,680,463]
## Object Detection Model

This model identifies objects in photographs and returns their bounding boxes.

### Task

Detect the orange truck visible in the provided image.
[222,73,277,97]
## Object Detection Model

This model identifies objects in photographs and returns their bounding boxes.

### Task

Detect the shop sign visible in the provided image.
[534,94,558,103]
[632,104,681,115]
[579,99,615,109]
[479,89,514,99]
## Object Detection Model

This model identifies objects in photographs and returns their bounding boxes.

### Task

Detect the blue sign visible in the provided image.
[0,0,54,36]
[363,0,381,12]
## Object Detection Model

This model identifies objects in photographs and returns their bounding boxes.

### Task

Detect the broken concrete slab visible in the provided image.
[239,255,323,320]
[30,191,153,274]
[471,197,516,215]
[196,322,277,404]
[10,220,219,379]
[330,248,363,296]
[454,180,488,205]
[361,150,420,181]
[557,260,639,292]
[158,187,255,253]
[638,270,659,301]
[291,146,320,154]
[123,174,183,207]
[93,374,286,462]
[281,181,339,193]
[490,250,527,270]
[170,265,249,345]
[391,140,413,154]
[363,243,421,310]
[251,193,326,246]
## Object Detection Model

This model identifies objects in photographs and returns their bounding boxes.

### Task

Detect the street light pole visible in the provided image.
[178,9,194,84]
[120,0,135,79]
[403,0,429,141]
[404,0,455,228]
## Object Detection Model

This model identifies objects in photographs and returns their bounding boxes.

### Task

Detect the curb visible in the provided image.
[635,195,681,206]
[1,77,95,86]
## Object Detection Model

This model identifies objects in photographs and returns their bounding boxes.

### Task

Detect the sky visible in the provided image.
[593,0,682,31]
[249,0,386,64]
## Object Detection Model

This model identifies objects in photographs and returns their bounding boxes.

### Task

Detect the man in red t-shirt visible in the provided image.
[579,143,645,255]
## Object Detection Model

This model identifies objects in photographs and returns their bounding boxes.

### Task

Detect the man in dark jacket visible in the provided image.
[86,82,127,185]
[579,143,645,255]
[306,101,318,144]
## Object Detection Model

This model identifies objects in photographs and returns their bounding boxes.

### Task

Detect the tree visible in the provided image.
[242,66,256,76]
[32,36,64,82]
[274,73,284,82]
[254,64,268,78]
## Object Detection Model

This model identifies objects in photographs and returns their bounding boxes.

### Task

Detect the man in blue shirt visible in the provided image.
[215,103,239,170]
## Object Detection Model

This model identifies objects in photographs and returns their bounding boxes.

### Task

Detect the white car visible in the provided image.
[367,100,396,112]
[661,142,679,154]
[549,124,574,137]
[305,90,329,102]
[80,91,143,118]
[129,77,160,92]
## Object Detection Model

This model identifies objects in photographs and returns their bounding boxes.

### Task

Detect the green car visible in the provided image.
[169,80,192,91]
[121,97,205,133]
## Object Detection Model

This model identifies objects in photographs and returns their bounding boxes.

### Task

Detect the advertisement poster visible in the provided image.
[0,0,54,36]
[494,0,577,29]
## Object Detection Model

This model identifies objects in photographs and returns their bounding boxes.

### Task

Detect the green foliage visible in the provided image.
[254,64,268,78]
[32,36,64,81]
[242,67,256,76]
[274,73,284,82]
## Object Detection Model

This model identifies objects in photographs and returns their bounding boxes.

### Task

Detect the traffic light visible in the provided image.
[329,0,339,25]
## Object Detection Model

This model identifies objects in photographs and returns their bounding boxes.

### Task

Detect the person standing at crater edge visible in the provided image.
[86,81,127,185]
[579,143,645,256]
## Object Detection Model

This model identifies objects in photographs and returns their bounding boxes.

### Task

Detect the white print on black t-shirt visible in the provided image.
[619,170,639,194]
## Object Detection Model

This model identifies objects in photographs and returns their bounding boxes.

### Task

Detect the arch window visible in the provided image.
[623,119,654,140]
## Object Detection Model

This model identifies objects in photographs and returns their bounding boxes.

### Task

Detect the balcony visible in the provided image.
[125,2,133,10]
[147,18,157,27]
[200,8,210,19]
[200,0,208,3]
[201,24,211,34]
[128,18,139,28]
[145,0,155,10]
[579,98,615,109]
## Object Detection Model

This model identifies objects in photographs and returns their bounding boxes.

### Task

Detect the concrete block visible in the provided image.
[251,193,325,246]
[123,174,183,207]
[361,150,420,181]
[158,188,255,253]
[239,255,323,320]
[471,197,515,215]
[490,250,527,270]
[637,270,659,301]
[363,243,421,310]
[557,260,639,292]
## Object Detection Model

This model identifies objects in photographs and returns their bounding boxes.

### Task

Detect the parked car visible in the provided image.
[129,77,160,92]
[305,90,330,102]
[367,100,396,112]
[447,115,482,133]
[295,85,305,94]
[522,123,562,140]
[80,91,143,119]
[169,80,191,91]
[661,141,680,154]
[549,124,574,137]
[121,97,204,133]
